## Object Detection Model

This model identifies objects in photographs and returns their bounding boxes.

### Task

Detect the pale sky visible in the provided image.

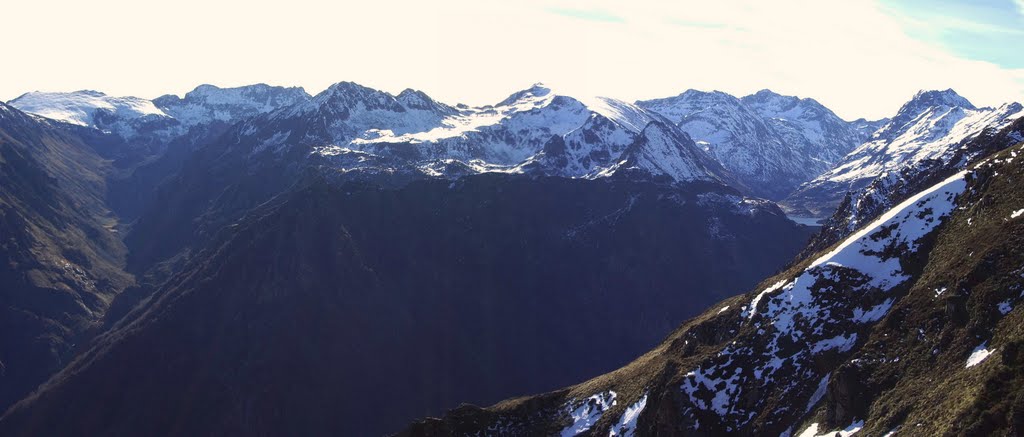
[4,0,1024,120]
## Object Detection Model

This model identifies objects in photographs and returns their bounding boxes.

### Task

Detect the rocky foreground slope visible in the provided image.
[399,133,1024,436]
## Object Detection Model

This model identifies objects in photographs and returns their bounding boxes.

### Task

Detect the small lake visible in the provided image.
[787,216,825,227]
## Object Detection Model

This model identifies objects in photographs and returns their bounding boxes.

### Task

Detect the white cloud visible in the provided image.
[2,0,1022,119]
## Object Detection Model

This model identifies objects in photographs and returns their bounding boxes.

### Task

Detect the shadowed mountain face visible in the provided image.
[0,103,133,411]
[0,174,813,437]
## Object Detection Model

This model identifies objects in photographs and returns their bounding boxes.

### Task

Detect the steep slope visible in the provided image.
[803,116,1024,257]
[638,89,879,200]
[786,89,1023,217]
[0,174,813,437]
[0,103,133,412]
[398,134,1024,437]
[606,121,736,185]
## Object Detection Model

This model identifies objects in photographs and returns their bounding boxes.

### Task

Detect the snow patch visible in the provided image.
[798,420,864,437]
[805,373,830,413]
[852,299,894,323]
[966,343,993,368]
[608,393,648,437]
[560,391,617,437]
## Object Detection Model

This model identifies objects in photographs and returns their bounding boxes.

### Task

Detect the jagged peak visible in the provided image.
[907,89,975,111]
[680,89,736,100]
[749,88,784,99]
[320,81,384,98]
[156,84,310,106]
[872,89,979,139]
[396,88,434,105]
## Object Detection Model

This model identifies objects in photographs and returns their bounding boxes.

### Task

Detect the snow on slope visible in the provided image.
[239,82,724,183]
[9,85,311,144]
[611,121,726,183]
[9,90,170,131]
[559,391,617,437]
[638,89,877,199]
[820,102,1022,184]
[965,343,993,368]
[608,393,648,437]
[154,84,310,127]
[680,170,968,428]
[347,83,658,165]
[788,90,1023,216]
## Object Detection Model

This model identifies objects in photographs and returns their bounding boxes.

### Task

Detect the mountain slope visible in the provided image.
[398,133,1024,436]
[0,103,133,412]
[123,82,731,276]
[638,89,880,200]
[802,116,1024,257]
[7,90,171,132]
[0,174,813,437]
[785,89,1023,216]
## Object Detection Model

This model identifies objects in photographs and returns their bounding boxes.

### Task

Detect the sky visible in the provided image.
[3,0,1023,120]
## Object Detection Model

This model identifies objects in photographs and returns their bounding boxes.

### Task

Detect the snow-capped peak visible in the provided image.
[908,89,975,111]
[315,81,403,110]
[786,90,1022,217]
[154,84,310,126]
[875,89,977,140]
[396,88,450,113]
[496,82,554,107]
[612,121,722,183]
[8,90,170,128]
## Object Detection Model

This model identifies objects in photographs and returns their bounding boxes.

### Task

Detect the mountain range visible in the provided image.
[638,89,887,200]
[1,80,1022,436]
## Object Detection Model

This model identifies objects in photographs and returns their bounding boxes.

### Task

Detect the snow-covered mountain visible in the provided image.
[602,121,734,184]
[153,84,310,127]
[785,89,1023,216]
[8,84,311,145]
[638,89,883,200]
[238,82,728,184]
[8,90,176,140]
